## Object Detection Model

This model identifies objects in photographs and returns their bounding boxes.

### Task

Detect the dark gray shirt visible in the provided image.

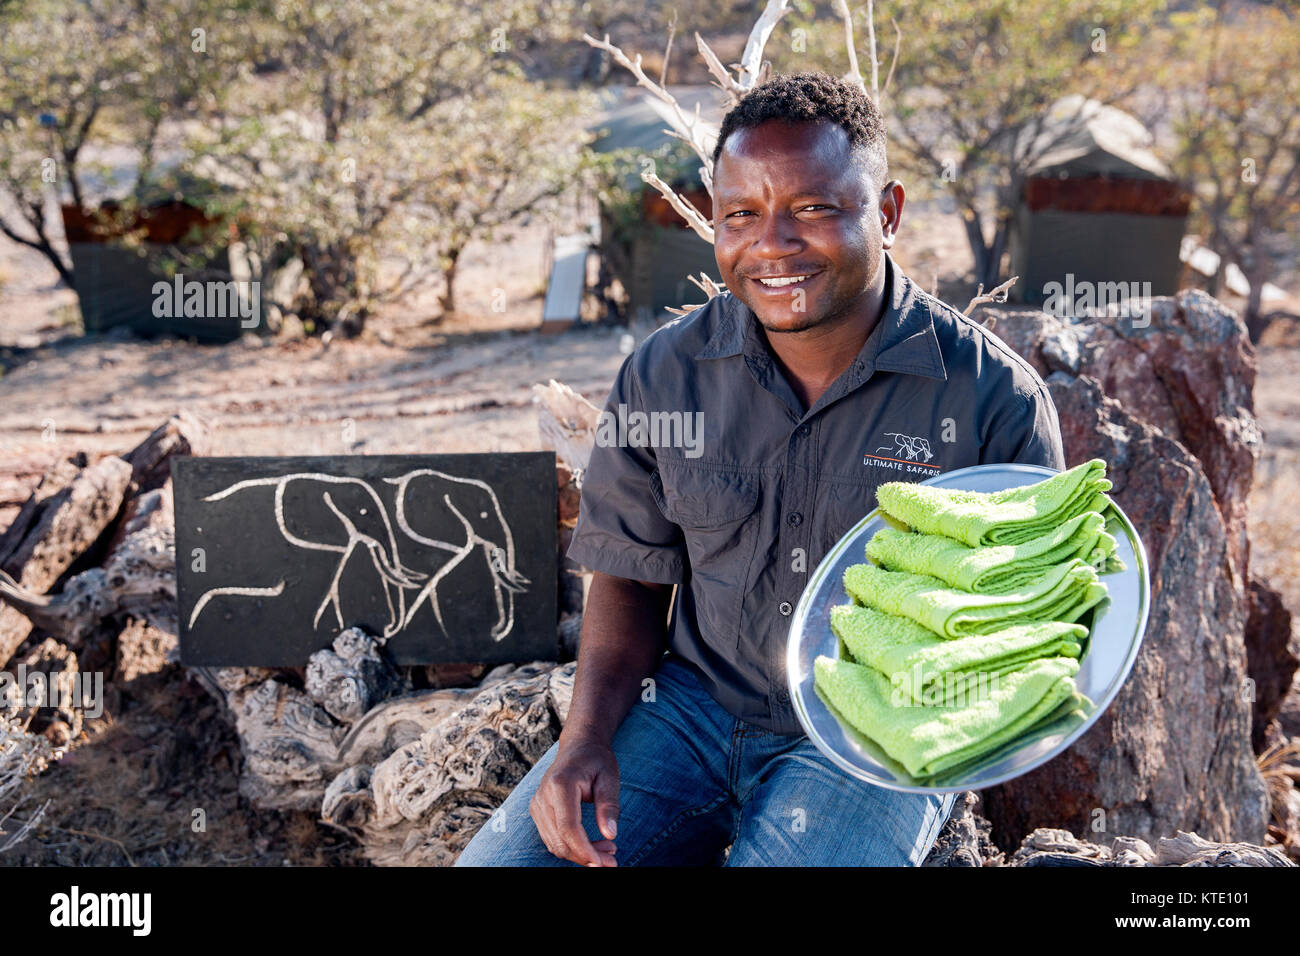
[566,251,1065,734]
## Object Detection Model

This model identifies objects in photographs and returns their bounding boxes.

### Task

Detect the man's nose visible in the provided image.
[750,209,803,258]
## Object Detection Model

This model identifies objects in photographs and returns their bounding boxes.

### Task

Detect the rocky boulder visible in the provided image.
[984,293,1298,750]
[974,373,1268,851]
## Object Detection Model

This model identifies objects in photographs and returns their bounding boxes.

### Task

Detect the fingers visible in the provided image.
[587,838,618,867]
[552,778,604,866]
[530,794,565,861]
[593,769,620,842]
[530,778,608,866]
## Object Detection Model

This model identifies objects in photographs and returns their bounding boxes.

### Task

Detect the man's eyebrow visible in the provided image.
[716,184,846,204]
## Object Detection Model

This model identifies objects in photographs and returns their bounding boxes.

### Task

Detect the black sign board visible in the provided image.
[172,454,557,666]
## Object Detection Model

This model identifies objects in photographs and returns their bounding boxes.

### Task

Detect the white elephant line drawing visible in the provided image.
[187,581,286,630]
[384,469,531,643]
[187,469,530,644]
[874,432,934,462]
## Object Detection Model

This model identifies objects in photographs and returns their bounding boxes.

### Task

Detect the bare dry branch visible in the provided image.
[735,0,794,91]
[695,32,748,108]
[660,9,677,88]
[833,0,867,95]
[642,170,715,243]
[882,17,902,98]
[963,275,1020,318]
[581,32,717,173]
[666,273,728,316]
[688,271,726,298]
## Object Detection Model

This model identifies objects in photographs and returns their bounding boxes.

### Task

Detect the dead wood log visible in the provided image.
[0,454,85,568]
[115,616,178,683]
[320,660,575,866]
[120,411,211,497]
[921,791,1003,867]
[193,623,572,818]
[1005,827,1294,867]
[0,482,175,651]
[1151,829,1295,866]
[304,626,402,724]
[192,621,577,864]
[0,455,134,667]
[1,638,84,749]
[0,454,132,586]
[532,380,599,479]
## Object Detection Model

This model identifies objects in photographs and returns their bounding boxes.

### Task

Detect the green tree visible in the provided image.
[1162,2,1300,338]
[186,0,597,335]
[0,0,242,288]
[885,0,1166,290]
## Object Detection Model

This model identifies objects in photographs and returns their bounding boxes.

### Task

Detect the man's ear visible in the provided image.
[879,179,905,250]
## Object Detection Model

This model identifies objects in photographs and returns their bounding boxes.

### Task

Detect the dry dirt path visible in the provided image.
[0,326,631,528]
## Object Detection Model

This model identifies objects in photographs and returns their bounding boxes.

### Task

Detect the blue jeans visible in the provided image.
[455,656,955,866]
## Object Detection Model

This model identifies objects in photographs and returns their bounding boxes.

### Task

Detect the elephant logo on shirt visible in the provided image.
[874,432,934,462]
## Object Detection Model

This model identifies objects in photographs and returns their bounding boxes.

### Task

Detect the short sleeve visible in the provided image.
[979,382,1067,470]
[564,354,688,584]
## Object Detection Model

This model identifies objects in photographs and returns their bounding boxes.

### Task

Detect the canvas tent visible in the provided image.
[586,85,725,323]
[62,173,258,343]
[1008,95,1191,305]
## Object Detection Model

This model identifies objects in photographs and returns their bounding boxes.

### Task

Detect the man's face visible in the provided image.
[712,118,900,335]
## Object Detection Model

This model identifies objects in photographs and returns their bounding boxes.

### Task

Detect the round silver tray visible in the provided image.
[786,462,1150,793]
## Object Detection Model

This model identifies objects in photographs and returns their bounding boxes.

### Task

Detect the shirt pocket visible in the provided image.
[815,476,882,563]
[650,463,763,646]
[651,464,760,528]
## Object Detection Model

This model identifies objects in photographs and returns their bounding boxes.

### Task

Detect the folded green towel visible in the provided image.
[864,511,1123,593]
[813,653,1081,777]
[843,560,1108,638]
[919,687,1093,786]
[875,458,1113,546]
[830,603,1086,705]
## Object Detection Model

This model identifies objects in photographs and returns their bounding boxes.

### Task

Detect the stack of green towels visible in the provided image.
[813,458,1125,781]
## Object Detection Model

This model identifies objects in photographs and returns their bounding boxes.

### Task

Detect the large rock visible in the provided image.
[1245,579,1299,752]
[985,292,1260,578]
[985,293,1297,748]
[978,374,1268,851]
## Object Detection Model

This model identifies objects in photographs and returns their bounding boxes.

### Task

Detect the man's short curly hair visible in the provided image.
[711,71,888,189]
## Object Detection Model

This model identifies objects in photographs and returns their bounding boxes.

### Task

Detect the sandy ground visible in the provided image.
[0,215,634,525]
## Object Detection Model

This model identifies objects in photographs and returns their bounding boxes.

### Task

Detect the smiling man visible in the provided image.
[456,71,1064,867]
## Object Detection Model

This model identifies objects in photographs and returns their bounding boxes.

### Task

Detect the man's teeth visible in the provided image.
[757,275,809,287]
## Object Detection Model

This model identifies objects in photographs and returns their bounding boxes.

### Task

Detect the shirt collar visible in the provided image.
[694,251,948,385]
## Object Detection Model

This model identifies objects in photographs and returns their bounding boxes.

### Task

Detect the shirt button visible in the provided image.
[779,601,793,616]
[796,424,811,437]
[776,688,790,705]
[787,511,803,526]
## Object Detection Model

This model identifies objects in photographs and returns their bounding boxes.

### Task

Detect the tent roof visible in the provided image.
[587,84,724,155]
[587,85,724,191]
[1022,94,1173,181]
